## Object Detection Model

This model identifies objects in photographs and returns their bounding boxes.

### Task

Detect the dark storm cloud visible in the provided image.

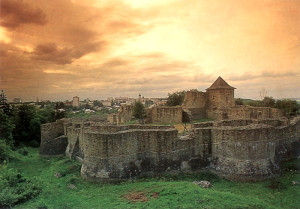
[0,0,47,29]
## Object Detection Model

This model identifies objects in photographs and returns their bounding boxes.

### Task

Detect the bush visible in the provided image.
[0,140,13,163]
[235,98,243,105]
[18,147,29,156]
[132,101,146,120]
[166,91,186,106]
[275,99,299,117]
[0,166,42,207]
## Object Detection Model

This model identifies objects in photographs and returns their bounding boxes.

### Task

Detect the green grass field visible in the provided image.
[4,148,300,209]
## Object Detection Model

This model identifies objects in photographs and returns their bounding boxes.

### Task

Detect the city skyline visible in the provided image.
[0,0,300,101]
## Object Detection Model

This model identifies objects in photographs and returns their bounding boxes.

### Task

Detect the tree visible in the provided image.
[12,105,41,145]
[93,100,103,107]
[275,99,299,117]
[132,101,146,120]
[166,91,186,106]
[0,110,14,146]
[235,98,243,105]
[262,96,275,107]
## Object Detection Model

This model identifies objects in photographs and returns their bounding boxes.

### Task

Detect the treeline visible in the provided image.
[236,97,300,117]
[0,103,65,150]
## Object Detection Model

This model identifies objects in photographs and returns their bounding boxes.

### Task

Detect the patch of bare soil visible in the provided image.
[122,191,159,203]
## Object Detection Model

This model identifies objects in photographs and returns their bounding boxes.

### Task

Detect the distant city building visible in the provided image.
[41,100,51,103]
[72,96,80,107]
[0,90,8,104]
[13,97,22,103]
[102,100,112,107]
[64,100,72,106]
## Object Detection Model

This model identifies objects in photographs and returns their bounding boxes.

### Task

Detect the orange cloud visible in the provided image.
[0,0,299,101]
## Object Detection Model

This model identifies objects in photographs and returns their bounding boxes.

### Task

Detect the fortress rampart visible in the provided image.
[40,117,300,182]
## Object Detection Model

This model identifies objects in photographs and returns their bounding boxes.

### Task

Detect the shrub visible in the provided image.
[235,98,243,105]
[0,166,42,207]
[18,147,29,156]
[166,91,186,106]
[0,140,13,163]
[132,101,146,120]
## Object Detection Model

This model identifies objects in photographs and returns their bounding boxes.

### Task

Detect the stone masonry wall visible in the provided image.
[207,117,300,181]
[40,117,300,182]
[151,106,183,124]
[207,89,235,109]
[206,106,285,121]
[182,91,207,108]
[40,119,67,156]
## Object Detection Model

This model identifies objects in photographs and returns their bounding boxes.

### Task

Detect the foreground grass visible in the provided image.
[6,148,300,209]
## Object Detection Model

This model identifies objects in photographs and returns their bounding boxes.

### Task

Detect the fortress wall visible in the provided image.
[192,122,214,128]
[210,118,300,181]
[207,107,285,121]
[89,124,173,133]
[40,120,66,156]
[210,125,280,181]
[182,91,207,108]
[183,108,207,121]
[227,107,284,120]
[192,128,212,157]
[81,128,180,181]
[151,106,182,124]
[275,117,300,161]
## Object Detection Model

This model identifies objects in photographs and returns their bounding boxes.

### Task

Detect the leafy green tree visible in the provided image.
[262,96,275,107]
[133,101,146,120]
[12,105,42,145]
[55,102,65,109]
[93,100,103,107]
[0,110,14,146]
[166,91,186,106]
[275,99,299,117]
[235,98,243,105]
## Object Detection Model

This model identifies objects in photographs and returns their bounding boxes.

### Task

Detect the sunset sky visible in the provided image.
[0,0,299,101]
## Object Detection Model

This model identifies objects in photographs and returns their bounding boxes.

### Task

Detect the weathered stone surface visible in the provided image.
[40,116,300,182]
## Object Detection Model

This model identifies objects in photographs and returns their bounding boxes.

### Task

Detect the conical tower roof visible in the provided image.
[206,76,235,90]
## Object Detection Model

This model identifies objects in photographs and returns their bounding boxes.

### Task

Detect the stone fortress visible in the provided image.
[40,77,300,182]
[108,77,284,124]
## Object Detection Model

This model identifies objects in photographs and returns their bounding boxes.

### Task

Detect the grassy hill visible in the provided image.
[2,148,300,209]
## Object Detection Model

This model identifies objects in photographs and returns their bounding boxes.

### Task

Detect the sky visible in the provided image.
[0,0,299,101]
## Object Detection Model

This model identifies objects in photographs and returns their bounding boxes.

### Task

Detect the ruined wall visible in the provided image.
[107,104,133,124]
[40,119,67,156]
[207,106,285,120]
[119,104,133,123]
[182,91,207,108]
[80,127,181,181]
[40,116,300,182]
[151,106,182,124]
[207,117,300,181]
[107,114,119,124]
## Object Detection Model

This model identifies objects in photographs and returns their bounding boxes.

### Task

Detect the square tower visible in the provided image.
[206,77,236,109]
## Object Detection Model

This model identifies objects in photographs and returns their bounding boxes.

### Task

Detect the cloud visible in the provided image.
[0,0,47,29]
[228,71,300,81]
[31,41,104,65]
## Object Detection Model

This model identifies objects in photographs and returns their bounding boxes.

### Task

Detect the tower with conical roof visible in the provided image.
[206,76,236,109]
